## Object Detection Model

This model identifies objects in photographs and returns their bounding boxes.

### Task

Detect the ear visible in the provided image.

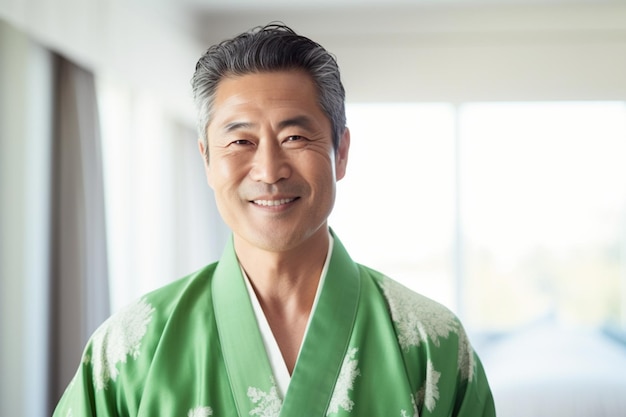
[335,128,350,181]
[198,139,213,188]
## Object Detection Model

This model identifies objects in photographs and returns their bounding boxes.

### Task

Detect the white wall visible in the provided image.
[0,20,54,417]
[2,2,626,109]
[198,3,626,102]
[0,0,204,125]
[0,0,626,109]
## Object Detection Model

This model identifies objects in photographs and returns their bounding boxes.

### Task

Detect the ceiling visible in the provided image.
[159,0,618,12]
[134,0,626,45]
[116,0,626,115]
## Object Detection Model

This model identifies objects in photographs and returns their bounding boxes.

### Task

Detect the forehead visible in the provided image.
[216,69,317,97]
[210,70,325,122]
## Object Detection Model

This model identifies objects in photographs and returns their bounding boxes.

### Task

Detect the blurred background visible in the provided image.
[1,0,626,416]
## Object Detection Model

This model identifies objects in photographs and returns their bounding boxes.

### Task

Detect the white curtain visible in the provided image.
[97,79,229,312]
[0,19,54,417]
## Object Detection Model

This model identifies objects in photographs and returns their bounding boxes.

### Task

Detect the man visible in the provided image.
[54,24,495,416]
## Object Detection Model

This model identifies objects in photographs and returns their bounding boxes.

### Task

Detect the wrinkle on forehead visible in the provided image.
[208,71,329,136]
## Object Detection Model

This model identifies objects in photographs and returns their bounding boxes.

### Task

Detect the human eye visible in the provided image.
[285,135,307,143]
[230,139,253,146]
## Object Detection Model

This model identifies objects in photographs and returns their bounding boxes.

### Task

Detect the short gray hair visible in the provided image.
[191,23,346,153]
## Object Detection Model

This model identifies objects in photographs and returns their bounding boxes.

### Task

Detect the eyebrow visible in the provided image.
[221,115,316,134]
[277,115,316,131]
[222,121,256,133]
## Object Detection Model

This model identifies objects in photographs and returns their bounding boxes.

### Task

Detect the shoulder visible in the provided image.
[357,264,476,377]
[354,264,495,415]
[108,261,218,334]
[358,265,460,345]
[85,262,219,391]
[142,261,218,313]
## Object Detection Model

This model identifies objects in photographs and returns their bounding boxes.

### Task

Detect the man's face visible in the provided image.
[200,70,350,253]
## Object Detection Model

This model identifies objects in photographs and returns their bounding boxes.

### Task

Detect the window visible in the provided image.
[333,101,626,332]
[331,103,457,309]
[98,77,228,312]
[460,102,626,331]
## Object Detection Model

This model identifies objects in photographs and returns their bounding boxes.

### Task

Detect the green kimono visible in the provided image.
[54,233,495,417]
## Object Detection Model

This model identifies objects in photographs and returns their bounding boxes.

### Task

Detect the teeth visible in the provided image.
[253,198,295,207]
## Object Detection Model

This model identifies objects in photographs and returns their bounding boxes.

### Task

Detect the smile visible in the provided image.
[252,198,297,207]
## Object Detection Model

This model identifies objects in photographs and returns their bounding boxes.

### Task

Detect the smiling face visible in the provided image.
[200,70,350,254]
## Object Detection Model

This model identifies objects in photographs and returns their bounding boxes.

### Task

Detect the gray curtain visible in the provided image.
[48,55,111,411]
[1,22,110,416]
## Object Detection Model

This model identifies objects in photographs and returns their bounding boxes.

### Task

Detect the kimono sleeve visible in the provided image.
[52,344,117,417]
[376,274,496,416]
[453,350,496,417]
[53,296,158,416]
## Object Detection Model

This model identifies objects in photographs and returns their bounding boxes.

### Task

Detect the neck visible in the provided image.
[234,228,330,308]
[234,227,331,374]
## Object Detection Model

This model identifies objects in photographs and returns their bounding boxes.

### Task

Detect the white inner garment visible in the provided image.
[242,233,334,398]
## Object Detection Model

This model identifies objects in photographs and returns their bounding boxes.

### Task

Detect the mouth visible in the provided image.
[251,197,298,207]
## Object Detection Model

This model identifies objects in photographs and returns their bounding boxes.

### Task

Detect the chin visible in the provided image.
[247,229,308,253]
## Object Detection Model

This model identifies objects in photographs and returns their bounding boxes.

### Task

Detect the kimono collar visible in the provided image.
[212,230,361,417]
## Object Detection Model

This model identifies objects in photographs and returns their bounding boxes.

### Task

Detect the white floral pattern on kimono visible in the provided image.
[401,394,419,417]
[379,277,459,350]
[417,360,441,412]
[327,347,361,415]
[187,406,213,417]
[456,326,476,382]
[380,277,475,413]
[248,378,282,417]
[90,298,155,390]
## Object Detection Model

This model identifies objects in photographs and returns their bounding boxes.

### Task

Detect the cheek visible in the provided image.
[304,158,336,194]
[208,157,245,189]
[205,164,215,189]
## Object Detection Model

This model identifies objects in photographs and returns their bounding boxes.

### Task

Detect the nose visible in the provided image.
[249,140,291,184]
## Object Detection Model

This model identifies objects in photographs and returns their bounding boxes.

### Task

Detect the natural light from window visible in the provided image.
[100,93,626,332]
[332,101,626,333]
